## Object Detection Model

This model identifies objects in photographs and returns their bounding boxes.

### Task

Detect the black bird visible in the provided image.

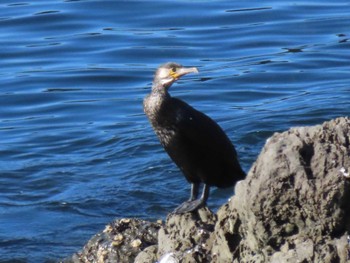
[144,62,246,214]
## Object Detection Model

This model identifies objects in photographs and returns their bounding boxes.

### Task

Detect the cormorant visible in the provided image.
[144,62,246,214]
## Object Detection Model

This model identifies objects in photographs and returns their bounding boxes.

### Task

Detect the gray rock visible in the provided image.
[158,207,217,262]
[134,245,158,263]
[213,116,350,263]
[64,218,160,263]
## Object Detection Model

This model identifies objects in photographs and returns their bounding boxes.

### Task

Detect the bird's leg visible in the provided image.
[173,184,210,214]
[200,183,210,204]
[189,183,200,201]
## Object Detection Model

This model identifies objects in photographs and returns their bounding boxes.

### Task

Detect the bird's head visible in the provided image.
[153,62,198,90]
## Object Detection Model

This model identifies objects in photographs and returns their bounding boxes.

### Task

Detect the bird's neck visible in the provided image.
[152,80,169,92]
[151,82,171,99]
[144,83,171,122]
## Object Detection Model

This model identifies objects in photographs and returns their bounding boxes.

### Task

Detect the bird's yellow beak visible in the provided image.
[170,67,199,79]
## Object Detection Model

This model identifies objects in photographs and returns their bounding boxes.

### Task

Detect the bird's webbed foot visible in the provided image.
[173,184,210,214]
[172,199,205,214]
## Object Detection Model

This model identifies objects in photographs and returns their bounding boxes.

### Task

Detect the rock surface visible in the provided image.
[158,207,217,262]
[215,116,350,263]
[64,117,350,263]
[65,219,161,263]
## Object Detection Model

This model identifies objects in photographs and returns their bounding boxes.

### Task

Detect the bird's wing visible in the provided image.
[170,98,238,159]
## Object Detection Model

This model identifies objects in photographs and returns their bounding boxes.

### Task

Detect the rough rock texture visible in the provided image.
[219,116,350,263]
[64,218,161,263]
[158,207,217,262]
[134,245,158,263]
[64,117,350,263]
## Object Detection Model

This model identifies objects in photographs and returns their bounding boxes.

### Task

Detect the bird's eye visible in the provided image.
[171,67,177,72]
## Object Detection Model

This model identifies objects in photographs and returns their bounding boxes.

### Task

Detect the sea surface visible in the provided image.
[0,0,349,262]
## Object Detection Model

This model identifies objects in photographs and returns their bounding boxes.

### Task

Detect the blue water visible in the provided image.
[1,0,349,261]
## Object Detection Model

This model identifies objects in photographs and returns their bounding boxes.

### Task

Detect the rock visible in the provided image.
[64,117,350,263]
[158,207,217,262]
[211,203,241,262]
[64,218,161,263]
[213,116,350,262]
[134,245,158,263]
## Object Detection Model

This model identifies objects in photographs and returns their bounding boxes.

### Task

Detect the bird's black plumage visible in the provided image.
[144,62,245,213]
